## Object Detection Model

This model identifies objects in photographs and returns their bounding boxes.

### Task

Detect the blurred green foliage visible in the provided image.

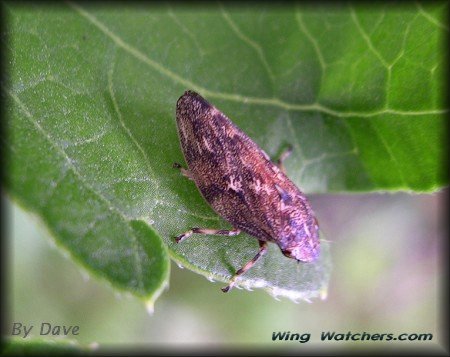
[6,191,445,349]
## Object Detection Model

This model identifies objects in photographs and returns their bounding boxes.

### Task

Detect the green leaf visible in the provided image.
[4,2,447,303]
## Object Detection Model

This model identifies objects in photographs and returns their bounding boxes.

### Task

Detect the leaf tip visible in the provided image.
[143,280,170,315]
[145,300,155,315]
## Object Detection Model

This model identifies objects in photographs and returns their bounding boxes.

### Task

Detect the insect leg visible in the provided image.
[276,145,293,174]
[175,227,241,243]
[173,162,194,180]
[221,240,268,293]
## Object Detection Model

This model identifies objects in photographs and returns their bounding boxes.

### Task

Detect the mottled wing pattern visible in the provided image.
[177,92,288,242]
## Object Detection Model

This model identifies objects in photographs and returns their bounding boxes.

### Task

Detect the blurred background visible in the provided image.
[5,189,446,352]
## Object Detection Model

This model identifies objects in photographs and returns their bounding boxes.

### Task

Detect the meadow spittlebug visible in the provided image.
[174,91,320,292]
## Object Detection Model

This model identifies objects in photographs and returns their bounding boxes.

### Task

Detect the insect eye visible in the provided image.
[282,248,293,259]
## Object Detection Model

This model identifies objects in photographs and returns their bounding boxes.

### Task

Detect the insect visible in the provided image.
[174,90,320,292]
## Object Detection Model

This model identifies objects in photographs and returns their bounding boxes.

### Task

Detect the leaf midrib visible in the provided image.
[69,2,446,118]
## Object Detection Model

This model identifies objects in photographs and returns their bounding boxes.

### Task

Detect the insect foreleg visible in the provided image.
[275,145,293,174]
[221,240,268,293]
[175,227,241,243]
[173,162,194,181]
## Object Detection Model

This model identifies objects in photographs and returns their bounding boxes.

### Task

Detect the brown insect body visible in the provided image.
[175,91,319,264]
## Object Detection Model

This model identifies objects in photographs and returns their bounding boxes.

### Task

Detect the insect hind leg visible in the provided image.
[175,227,241,243]
[222,240,268,293]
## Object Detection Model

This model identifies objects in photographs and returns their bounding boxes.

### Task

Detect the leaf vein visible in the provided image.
[416,2,449,31]
[107,60,160,192]
[295,10,326,70]
[369,120,408,187]
[167,8,206,58]
[298,149,358,178]
[220,6,275,85]
[68,127,111,147]
[7,89,147,290]
[350,6,389,68]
